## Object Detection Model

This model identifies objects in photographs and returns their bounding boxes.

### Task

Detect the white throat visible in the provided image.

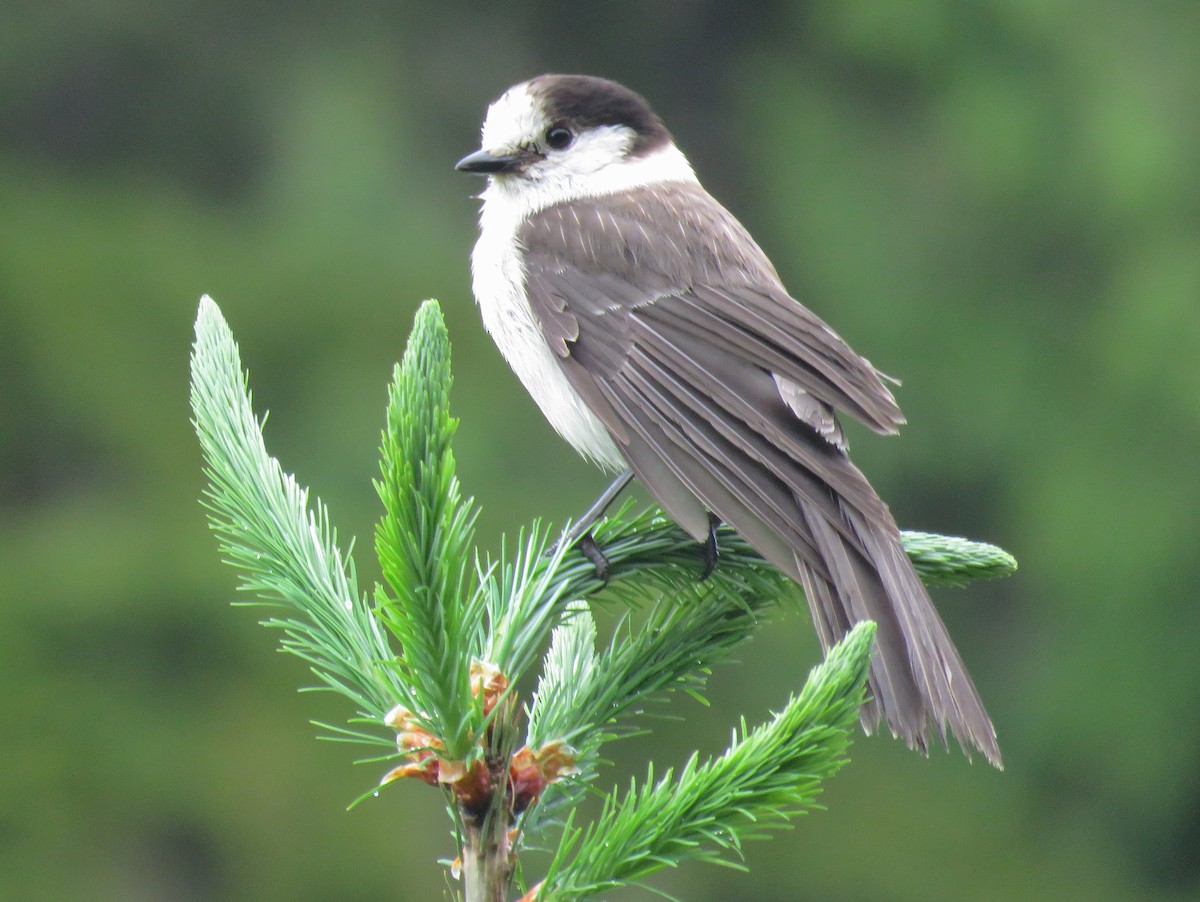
[469,144,697,470]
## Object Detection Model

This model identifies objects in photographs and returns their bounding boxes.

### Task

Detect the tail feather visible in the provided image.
[805,500,1002,767]
[796,504,928,748]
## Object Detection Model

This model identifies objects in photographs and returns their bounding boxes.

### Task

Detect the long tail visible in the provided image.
[795,496,1002,767]
[616,417,1002,767]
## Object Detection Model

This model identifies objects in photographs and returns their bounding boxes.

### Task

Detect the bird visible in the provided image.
[456,74,1000,767]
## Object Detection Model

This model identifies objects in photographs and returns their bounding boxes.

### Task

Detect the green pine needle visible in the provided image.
[480,522,577,690]
[189,295,403,723]
[535,622,877,901]
[898,530,1018,586]
[373,299,485,757]
[541,509,1014,601]
[190,295,1017,898]
[520,537,793,841]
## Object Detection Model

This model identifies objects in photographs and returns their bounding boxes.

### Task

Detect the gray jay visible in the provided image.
[457,74,1000,767]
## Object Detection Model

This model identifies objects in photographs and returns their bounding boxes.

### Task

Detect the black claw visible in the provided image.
[579,531,611,583]
[699,514,721,581]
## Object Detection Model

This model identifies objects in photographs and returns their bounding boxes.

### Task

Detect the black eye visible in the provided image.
[545,126,573,150]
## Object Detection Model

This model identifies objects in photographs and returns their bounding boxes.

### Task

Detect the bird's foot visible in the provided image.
[578,531,611,583]
[699,514,721,581]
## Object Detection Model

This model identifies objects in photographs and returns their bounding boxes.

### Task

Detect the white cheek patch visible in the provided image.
[533,125,635,180]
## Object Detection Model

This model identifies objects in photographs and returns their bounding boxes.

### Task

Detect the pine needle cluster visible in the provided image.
[189,296,1016,901]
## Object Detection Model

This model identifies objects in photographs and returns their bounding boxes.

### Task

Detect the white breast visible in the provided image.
[471,184,626,471]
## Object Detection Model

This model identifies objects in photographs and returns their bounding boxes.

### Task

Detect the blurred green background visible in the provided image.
[2,2,1198,899]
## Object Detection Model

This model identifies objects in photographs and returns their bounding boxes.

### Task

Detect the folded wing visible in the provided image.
[519,182,1000,766]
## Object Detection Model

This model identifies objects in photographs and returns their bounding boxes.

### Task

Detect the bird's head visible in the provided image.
[456,75,694,206]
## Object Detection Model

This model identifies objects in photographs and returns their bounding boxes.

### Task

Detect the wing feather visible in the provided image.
[518,182,1001,766]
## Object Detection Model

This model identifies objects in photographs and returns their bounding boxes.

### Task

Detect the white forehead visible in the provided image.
[480,82,544,152]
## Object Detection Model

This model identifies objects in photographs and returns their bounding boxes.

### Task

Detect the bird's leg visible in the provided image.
[699,513,722,581]
[558,469,634,550]
[557,469,634,583]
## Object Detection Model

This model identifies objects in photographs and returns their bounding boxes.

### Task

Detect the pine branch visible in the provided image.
[479,524,577,692]
[520,547,789,843]
[189,295,402,727]
[529,623,877,902]
[190,296,1017,901]
[373,300,485,758]
[897,530,1018,586]
[536,508,1015,606]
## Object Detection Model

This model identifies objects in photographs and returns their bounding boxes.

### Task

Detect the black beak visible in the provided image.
[455,149,520,175]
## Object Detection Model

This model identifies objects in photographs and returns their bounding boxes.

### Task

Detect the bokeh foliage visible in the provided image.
[1,2,1197,899]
